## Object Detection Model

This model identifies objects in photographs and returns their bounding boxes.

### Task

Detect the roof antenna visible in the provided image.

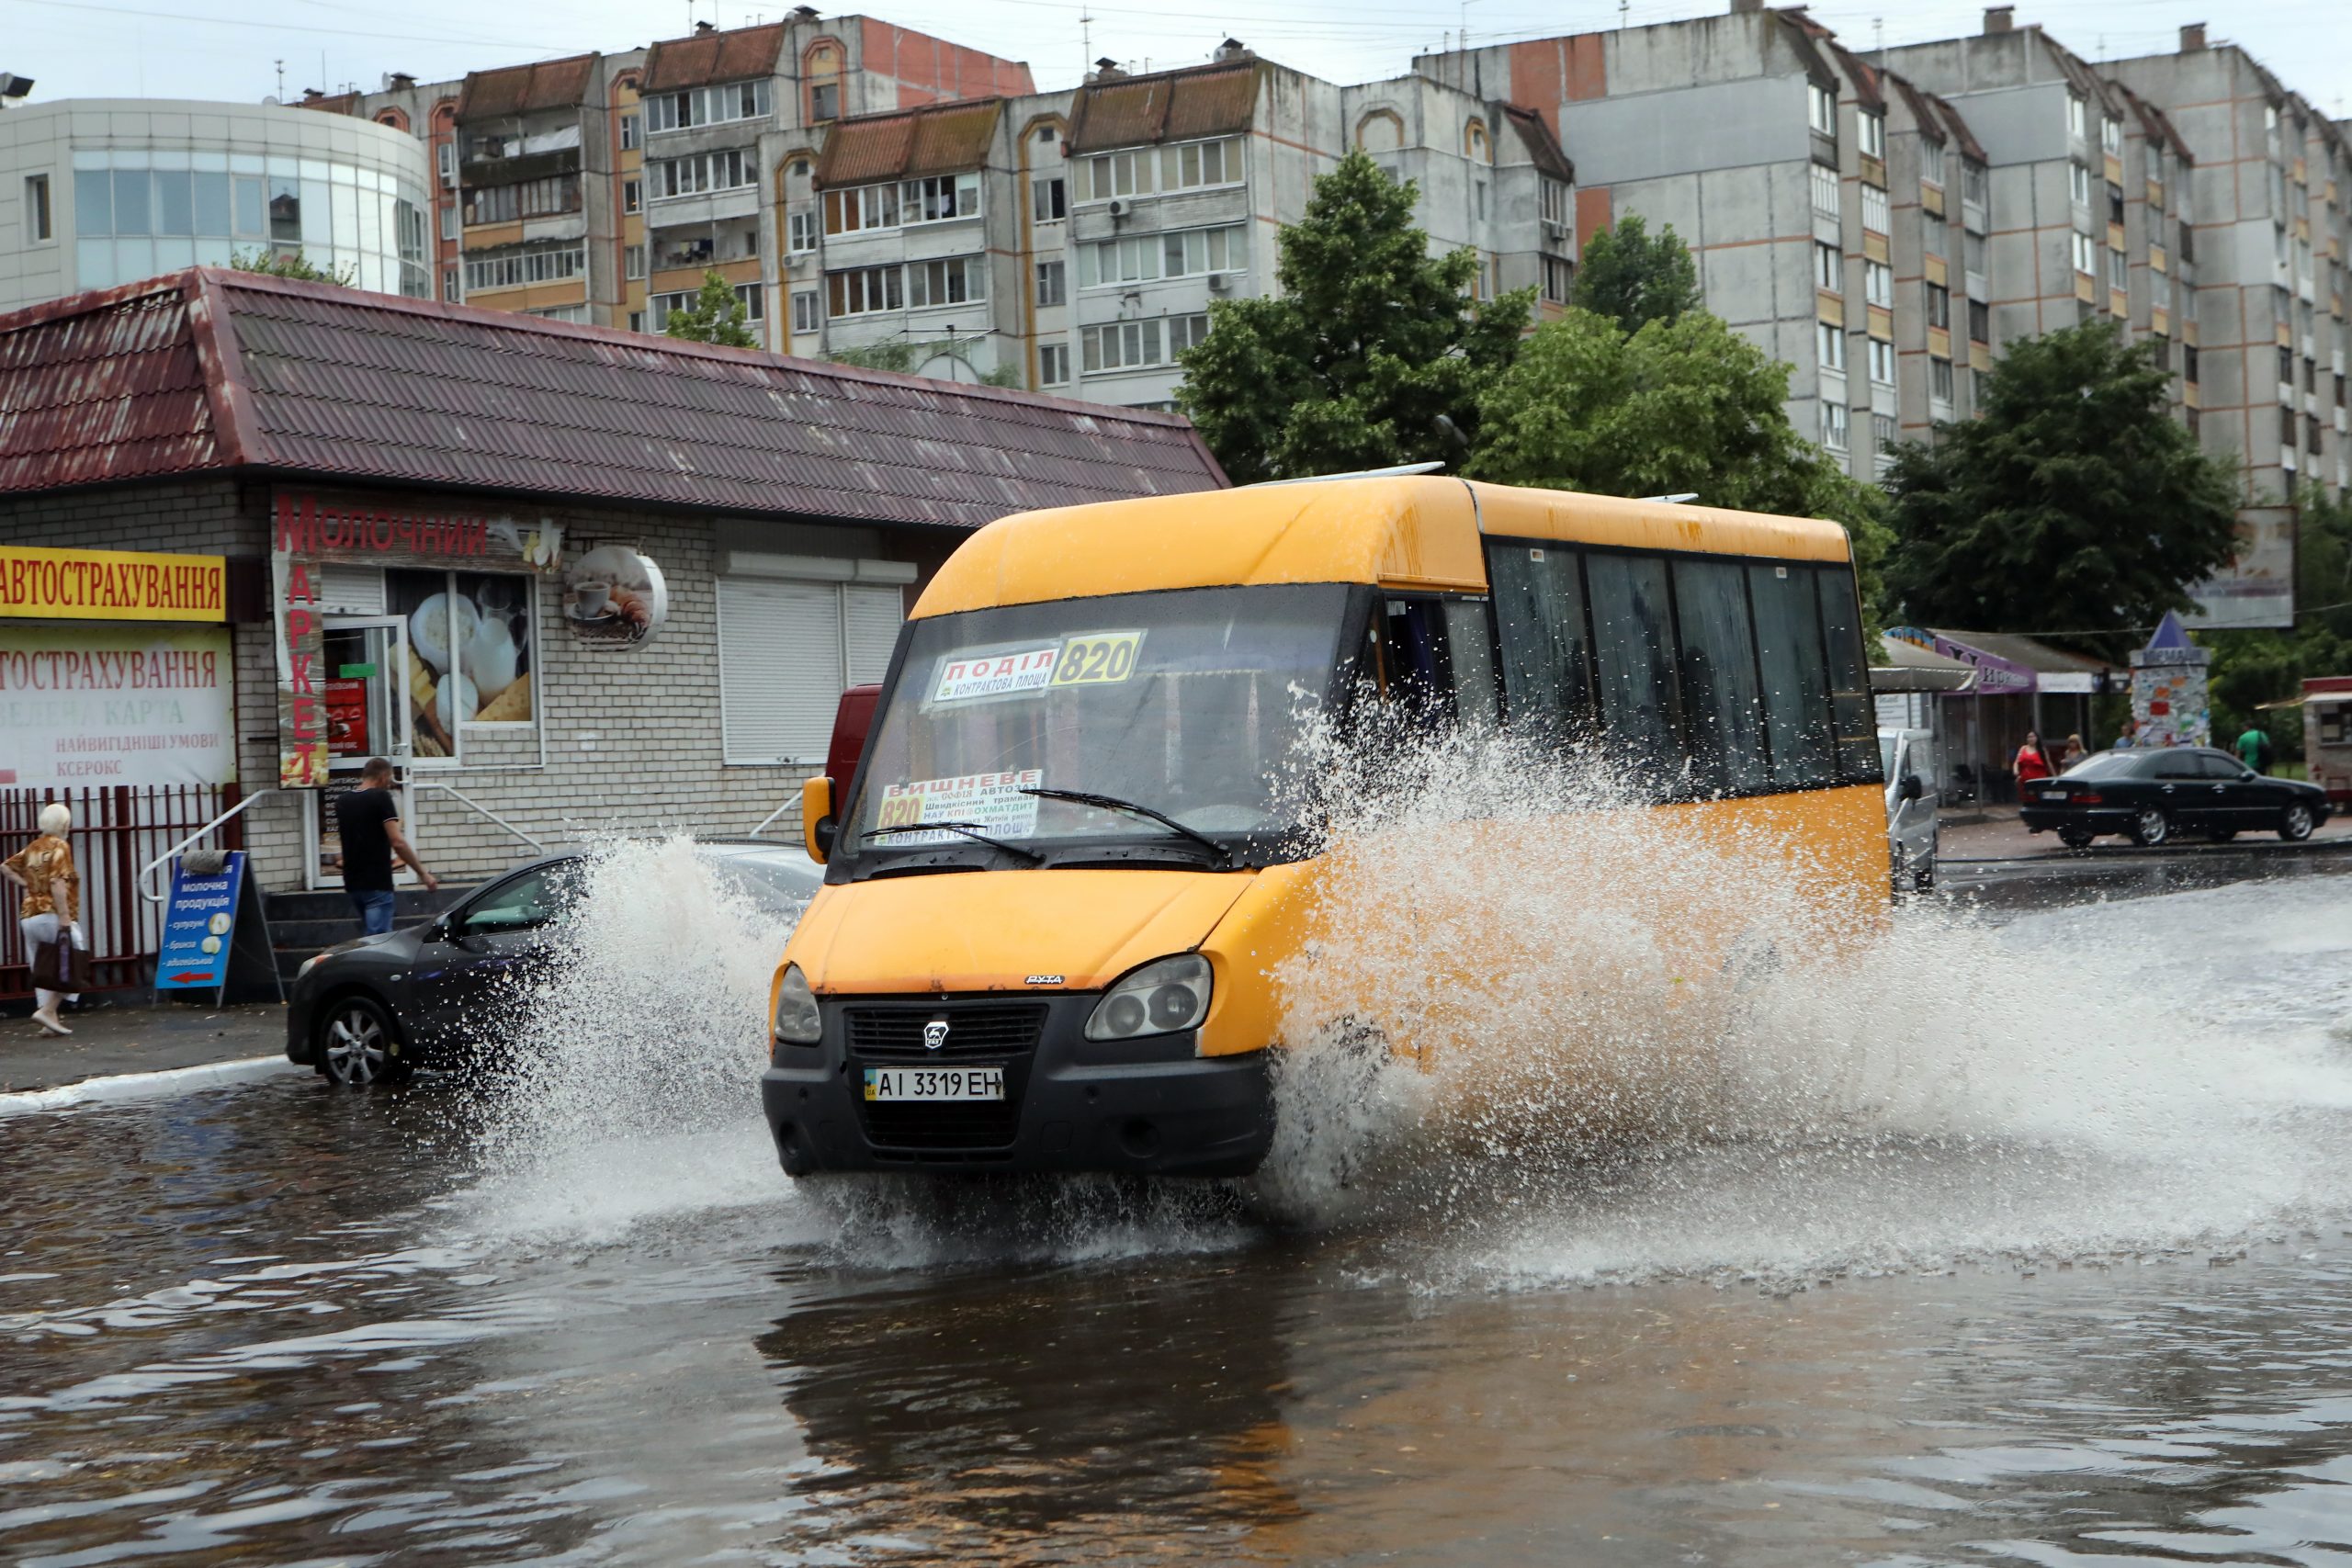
[1618,0,1627,30]
[275,59,285,101]
[1080,5,1092,81]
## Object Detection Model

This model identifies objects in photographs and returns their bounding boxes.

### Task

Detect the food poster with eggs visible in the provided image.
[388,569,536,759]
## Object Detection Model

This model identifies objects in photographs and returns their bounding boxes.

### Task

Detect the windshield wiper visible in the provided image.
[1018,787,1232,868]
[861,820,1046,865]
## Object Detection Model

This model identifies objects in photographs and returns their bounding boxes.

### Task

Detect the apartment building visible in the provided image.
[2108,27,2352,506]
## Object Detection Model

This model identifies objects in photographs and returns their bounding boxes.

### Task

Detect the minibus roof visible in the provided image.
[910,475,1853,617]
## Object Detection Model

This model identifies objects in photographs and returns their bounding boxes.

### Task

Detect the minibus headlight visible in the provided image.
[773,964,822,1045]
[1084,954,1212,1041]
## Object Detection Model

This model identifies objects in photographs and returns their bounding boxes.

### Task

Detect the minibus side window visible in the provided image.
[1585,552,1683,790]
[1442,600,1499,730]
[1486,542,1592,746]
[1374,596,1499,731]
[1815,566,1881,783]
[1670,558,1770,795]
[1747,563,1837,786]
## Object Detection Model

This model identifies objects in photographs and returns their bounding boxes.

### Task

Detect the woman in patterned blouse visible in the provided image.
[4,803,84,1036]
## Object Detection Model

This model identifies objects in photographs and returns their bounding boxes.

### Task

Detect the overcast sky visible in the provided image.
[9,0,2349,116]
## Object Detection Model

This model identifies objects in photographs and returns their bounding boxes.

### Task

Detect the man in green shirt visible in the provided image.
[2237,726,2276,774]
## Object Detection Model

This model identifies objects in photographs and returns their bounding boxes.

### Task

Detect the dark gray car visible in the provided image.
[286,840,821,1086]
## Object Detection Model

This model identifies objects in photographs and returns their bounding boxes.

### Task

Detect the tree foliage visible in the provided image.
[1883,321,2240,655]
[231,248,353,286]
[1177,150,1532,485]
[1567,213,1702,333]
[1466,306,1893,626]
[662,269,759,347]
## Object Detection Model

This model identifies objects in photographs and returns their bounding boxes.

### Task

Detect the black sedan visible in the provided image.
[2019,747,2331,849]
[287,840,822,1086]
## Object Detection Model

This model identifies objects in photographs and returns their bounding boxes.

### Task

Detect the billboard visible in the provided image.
[0,623,237,788]
[2183,504,2296,630]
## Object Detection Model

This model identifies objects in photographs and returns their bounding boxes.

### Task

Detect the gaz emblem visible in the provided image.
[922,1019,951,1052]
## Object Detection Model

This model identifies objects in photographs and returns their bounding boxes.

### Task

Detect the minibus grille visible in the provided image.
[844,1003,1048,1060]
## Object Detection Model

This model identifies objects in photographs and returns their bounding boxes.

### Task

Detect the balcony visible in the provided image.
[650,227,760,272]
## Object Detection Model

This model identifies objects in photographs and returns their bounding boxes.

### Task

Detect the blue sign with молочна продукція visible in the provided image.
[155,851,246,991]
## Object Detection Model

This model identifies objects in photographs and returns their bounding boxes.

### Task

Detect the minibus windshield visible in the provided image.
[837,583,1353,871]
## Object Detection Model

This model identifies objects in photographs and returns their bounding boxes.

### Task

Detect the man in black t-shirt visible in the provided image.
[335,756,437,935]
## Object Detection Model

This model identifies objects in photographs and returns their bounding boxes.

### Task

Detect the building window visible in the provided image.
[650,282,763,328]
[1817,321,1846,372]
[791,289,820,333]
[1962,160,1989,209]
[787,209,817,253]
[906,172,981,223]
[1918,282,1946,331]
[439,203,458,242]
[1814,241,1841,292]
[1542,254,1574,304]
[1038,125,1058,144]
[2102,116,2122,155]
[462,175,582,226]
[628,310,645,332]
[908,254,988,308]
[1039,342,1070,385]
[648,149,756,200]
[810,81,839,123]
[2108,181,2125,227]
[1540,177,1570,238]
[718,571,905,764]
[1930,355,1954,405]
[1864,260,1893,308]
[464,245,585,291]
[1860,184,1889,235]
[1920,138,1947,188]
[437,141,458,188]
[1081,313,1210,372]
[1867,336,1895,386]
[1810,163,1840,219]
[643,79,772,134]
[1823,401,1849,449]
[2069,163,2092,208]
[1033,176,1067,221]
[1807,81,1838,138]
[1475,180,1487,222]
[624,243,645,279]
[2184,345,2200,383]
[23,174,51,243]
[1858,113,1885,159]
[619,113,641,151]
[1077,224,1247,287]
[1465,118,1490,163]
[2066,94,2087,141]
[2072,231,2098,276]
[623,179,641,215]
[823,181,900,234]
[1872,412,1898,455]
[1035,259,1066,307]
[1968,299,1990,344]
[2108,244,2127,289]
[442,267,461,302]
[1076,137,1242,203]
[825,265,903,316]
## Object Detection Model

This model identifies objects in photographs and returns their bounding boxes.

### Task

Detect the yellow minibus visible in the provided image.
[763,475,1884,1179]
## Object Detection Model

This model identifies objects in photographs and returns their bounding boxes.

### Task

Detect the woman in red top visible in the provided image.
[2014,729,2056,789]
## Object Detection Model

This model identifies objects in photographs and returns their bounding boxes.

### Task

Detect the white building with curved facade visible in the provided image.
[0,99,433,312]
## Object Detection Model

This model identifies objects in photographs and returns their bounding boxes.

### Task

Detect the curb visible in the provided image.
[0,1055,296,1116]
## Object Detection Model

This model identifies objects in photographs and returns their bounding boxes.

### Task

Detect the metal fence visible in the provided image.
[0,784,246,1001]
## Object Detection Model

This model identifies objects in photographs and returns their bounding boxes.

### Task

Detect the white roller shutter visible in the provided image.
[317,564,387,615]
[718,577,844,763]
[844,583,905,684]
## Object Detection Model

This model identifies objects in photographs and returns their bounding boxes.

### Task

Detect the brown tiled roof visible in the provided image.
[1824,41,1885,114]
[1499,106,1572,183]
[642,23,784,92]
[1068,60,1257,153]
[458,53,597,119]
[0,271,1227,525]
[817,99,1002,187]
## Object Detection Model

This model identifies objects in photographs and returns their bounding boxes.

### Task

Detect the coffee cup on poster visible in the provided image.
[573,580,612,617]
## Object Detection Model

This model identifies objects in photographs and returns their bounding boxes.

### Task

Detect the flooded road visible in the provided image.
[6,869,2352,1565]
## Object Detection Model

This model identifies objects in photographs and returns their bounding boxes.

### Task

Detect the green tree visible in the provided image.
[1176,150,1532,485]
[231,248,354,286]
[1883,321,2240,656]
[1466,305,1893,627]
[662,269,759,348]
[1567,213,1702,333]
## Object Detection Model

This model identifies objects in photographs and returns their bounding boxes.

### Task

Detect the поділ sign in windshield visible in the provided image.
[929,632,1147,705]
[875,768,1045,843]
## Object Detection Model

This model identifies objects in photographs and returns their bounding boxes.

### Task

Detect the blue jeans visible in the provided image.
[350,888,396,936]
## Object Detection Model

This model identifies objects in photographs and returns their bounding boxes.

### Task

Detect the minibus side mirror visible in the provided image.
[803,776,837,864]
[826,683,882,799]
[1899,773,1925,803]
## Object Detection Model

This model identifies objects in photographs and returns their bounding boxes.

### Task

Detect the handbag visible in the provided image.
[31,929,92,993]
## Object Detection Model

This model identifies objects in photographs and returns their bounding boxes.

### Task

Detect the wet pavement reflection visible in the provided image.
[6,875,2352,1565]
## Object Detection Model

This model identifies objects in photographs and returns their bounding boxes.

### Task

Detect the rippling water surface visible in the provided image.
[5,847,2352,1565]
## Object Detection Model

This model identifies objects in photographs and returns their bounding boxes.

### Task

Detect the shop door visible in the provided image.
[306,617,416,891]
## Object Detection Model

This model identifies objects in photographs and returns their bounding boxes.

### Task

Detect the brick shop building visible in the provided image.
[0,267,1224,995]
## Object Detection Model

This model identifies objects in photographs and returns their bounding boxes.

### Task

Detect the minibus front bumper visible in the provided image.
[761,992,1274,1178]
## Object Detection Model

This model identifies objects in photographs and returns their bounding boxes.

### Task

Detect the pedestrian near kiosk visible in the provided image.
[2237,725,2276,775]
[4,803,85,1037]
[2063,731,2089,771]
[334,757,436,937]
[2014,729,2057,792]
[2114,719,2140,750]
